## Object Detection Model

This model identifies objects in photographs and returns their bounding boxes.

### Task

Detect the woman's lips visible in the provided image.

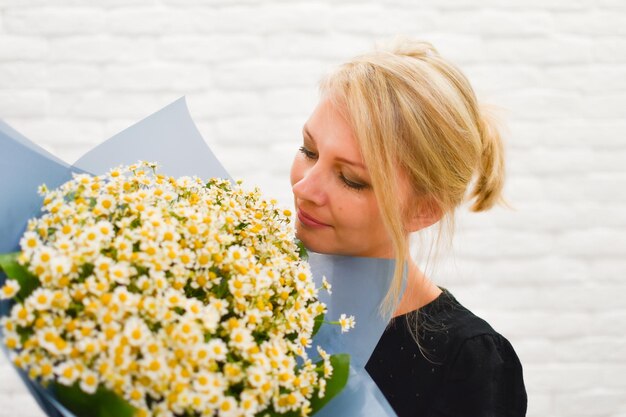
[297,209,331,228]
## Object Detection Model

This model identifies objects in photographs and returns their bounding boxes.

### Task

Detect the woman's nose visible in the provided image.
[291,163,327,207]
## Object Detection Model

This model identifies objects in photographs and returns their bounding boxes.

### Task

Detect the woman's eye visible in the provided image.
[298,146,317,160]
[339,173,366,191]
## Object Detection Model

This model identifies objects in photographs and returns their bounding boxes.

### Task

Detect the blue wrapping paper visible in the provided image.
[0,98,400,416]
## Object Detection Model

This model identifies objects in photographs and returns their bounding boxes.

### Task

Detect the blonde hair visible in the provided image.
[319,38,507,320]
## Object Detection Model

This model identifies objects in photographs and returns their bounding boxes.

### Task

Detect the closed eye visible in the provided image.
[299,146,317,160]
[339,173,367,191]
[299,145,369,191]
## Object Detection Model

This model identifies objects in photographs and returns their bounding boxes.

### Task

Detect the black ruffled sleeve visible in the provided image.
[428,333,527,417]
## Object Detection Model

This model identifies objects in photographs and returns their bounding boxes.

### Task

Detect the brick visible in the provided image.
[251,175,293,209]
[526,392,552,417]
[508,147,626,175]
[590,260,626,282]
[0,0,48,5]
[513,339,556,364]
[0,63,47,89]
[262,88,317,116]
[603,366,626,390]
[446,256,589,285]
[269,141,306,172]
[262,116,305,143]
[494,202,626,230]
[0,36,48,61]
[4,8,105,35]
[486,312,594,339]
[0,0,153,5]
[555,10,626,35]
[157,35,262,62]
[203,143,267,179]
[161,0,261,4]
[554,229,626,257]
[214,116,272,145]
[592,311,626,337]
[185,91,264,119]
[383,0,593,9]
[254,4,332,34]
[187,7,257,34]
[421,35,485,65]
[463,64,543,94]
[524,364,609,392]
[483,36,594,65]
[542,65,626,94]
[558,337,626,363]
[102,64,212,92]
[213,60,326,89]
[453,230,554,258]
[505,175,626,203]
[594,38,626,63]
[495,90,583,120]
[46,91,181,119]
[0,91,48,117]
[136,4,330,36]
[47,65,102,90]
[5,117,104,148]
[106,8,216,34]
[265,33,374,61]
[0,358,44,416]
[329,6,439,35]
[594,0,626,7]
[0,393,45,417]
[212,115,305,149]
[507,148,595,175]
[109,5,329,36]
[508,120,626,149]
[583,93,626,118]
[454,284,626,312]
[48,37,155,63]
[586,174,626,202]
[436,10,554,36]
[555,390,624,416]
[524,363,626,396]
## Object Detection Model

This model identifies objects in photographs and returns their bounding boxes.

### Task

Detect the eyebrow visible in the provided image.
[303,125,367,170]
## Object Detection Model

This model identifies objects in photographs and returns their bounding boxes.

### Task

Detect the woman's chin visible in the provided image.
[295,231,333,255]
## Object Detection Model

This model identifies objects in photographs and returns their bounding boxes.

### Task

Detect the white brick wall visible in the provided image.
[1,1,625,416]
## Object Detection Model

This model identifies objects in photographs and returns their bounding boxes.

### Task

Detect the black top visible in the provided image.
[365,289,527,417]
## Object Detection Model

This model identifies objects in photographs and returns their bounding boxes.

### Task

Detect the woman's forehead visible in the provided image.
[307,99,361,153]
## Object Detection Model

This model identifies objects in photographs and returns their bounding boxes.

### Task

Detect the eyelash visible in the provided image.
[298,146,367,191]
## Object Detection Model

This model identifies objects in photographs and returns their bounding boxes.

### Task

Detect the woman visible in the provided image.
[290,38,527,416]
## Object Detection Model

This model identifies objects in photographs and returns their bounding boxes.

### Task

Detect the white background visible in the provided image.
[1,1,626,416]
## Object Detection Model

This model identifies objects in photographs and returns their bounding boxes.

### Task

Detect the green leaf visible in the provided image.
[252,354,351,417]
[309,353,350,415]
[54,382,136,417]
[0,252,40,299]
[296,240,308,260]
[312,313,324,338]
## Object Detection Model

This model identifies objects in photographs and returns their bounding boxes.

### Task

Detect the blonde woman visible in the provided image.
[290,38,527,416]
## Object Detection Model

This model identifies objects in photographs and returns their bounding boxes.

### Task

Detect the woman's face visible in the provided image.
[290,96,399,258]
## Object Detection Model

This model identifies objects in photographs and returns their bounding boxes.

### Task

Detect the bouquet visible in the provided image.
[0,98,399,417]
[0,161,354,417]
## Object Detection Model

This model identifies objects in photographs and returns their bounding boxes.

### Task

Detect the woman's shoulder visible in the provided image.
[365,288,527,417]
[417,288,507,355]
[371,288,521,370]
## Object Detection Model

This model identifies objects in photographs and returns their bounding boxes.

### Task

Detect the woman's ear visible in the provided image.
[406,196,442,232]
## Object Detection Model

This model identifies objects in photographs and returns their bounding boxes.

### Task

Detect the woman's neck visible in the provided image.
[392,260,441,318]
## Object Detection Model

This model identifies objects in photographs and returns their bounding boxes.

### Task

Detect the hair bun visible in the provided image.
[467,106,507,212]
[380,37,439,60]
